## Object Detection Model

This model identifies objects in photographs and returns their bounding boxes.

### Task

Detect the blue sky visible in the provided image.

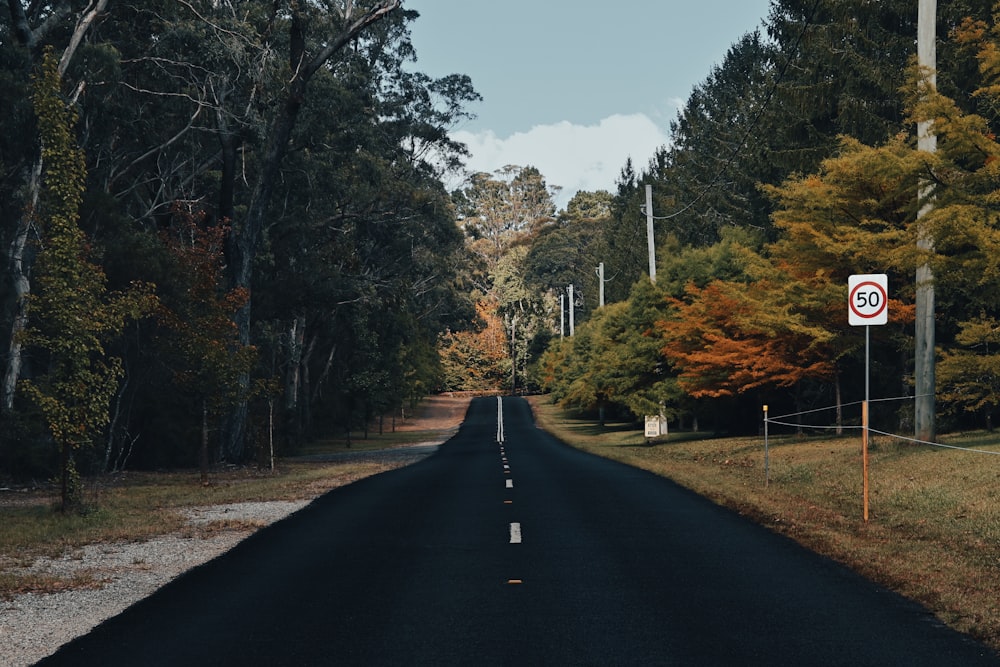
[406,0,774,207]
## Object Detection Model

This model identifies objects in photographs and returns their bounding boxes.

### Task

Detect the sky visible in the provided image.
[406,0,774,209]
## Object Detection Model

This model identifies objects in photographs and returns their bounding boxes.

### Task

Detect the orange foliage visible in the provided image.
[659,281,835,398]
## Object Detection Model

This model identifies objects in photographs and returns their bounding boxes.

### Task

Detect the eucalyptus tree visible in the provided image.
[242,11,477,441]
[456,165,557,278]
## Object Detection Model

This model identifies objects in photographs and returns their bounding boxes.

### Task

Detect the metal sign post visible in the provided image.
[848,274,888,523]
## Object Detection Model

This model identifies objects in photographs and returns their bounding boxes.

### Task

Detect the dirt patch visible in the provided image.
[393,393,472,432]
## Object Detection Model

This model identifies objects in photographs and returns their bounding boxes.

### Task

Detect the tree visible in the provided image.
[2,0,112,413]
[157,208,256,482]
[438,300,508,392]
[938,316,1000,430]
[20,52,154,510]
[523,189,609,326]
[602,278,684,422]
[457,165,558,275]
[658,31,780,245]
[659,280,834,400]
[221,1,401,460]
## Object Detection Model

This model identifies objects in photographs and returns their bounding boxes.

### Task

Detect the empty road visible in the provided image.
[41,397,998,665]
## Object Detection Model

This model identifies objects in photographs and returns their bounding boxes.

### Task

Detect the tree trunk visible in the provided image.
[200,399,210,485]
[285,316,306,411]
[2,159,39,413]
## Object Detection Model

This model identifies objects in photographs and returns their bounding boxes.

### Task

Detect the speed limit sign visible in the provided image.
[848,274,888,326]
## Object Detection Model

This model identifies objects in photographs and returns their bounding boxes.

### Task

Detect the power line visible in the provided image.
[649,0,824,222]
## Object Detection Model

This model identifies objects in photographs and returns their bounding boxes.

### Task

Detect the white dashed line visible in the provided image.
[509,522,522,544]
[506,479,513,488]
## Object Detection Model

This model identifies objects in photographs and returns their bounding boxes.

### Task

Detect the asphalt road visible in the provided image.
[41,397,999,666]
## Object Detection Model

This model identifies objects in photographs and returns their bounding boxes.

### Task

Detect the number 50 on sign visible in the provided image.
[848,274,888,326]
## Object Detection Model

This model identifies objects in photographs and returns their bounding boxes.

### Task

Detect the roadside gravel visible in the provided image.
[0,449,439,667]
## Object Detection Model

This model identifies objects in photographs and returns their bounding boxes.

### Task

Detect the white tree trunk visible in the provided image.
[2,0,111,413]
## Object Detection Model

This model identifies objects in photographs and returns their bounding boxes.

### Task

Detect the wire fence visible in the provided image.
[764,394,1000,457]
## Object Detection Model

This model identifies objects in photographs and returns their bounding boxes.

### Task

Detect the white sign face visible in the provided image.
[848,274,888,326]
[644,416,660,438]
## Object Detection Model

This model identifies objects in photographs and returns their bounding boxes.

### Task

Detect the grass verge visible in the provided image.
[0,423,450,600]
[528,395,1000,651]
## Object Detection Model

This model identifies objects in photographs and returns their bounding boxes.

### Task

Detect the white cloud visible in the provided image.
[451,114,670,210]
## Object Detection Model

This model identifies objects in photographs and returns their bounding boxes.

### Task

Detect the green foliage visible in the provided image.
[938,315,1000,426]
[540,4,1000,431]
[20,51,155,508]
[1,3,481,468]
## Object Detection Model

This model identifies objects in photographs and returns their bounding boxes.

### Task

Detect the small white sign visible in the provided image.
[645,416,661,438]
[848,274,888,326]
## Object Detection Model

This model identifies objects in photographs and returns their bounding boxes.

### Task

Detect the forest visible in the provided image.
[5,0,1000,505]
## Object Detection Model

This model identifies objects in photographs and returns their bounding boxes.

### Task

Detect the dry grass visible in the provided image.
[528,395,1000,650]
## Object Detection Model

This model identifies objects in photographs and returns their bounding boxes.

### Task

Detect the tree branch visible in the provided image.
[300,1,401,84]
[58,0,109,76]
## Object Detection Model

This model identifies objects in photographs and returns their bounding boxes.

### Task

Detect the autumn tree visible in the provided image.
[938,316,1000,430]
[157,208,257,482]
[438,300,509,392]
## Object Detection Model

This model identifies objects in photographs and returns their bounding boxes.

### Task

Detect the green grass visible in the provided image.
[528,395,1000,651]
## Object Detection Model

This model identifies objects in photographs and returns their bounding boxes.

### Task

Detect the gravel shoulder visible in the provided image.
[1,502,308,667]
[1,395,470,667]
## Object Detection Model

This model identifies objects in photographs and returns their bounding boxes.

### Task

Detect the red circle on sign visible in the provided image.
[849,280,888,320]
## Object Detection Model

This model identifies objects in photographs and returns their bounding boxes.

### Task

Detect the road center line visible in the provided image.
[506,479,513,488]
[509,522,522,544]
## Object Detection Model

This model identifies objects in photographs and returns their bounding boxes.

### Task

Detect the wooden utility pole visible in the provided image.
[568,284,575,336]
[510,313,517,393]
[597,262,605,308]
[560,292,565,338]
[915,0,936,442]
[645,185,656,283]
